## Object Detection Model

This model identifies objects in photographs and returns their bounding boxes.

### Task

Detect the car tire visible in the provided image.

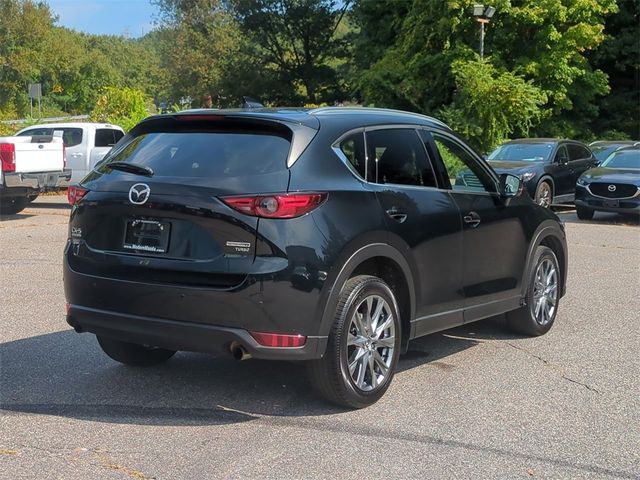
[534,180,553,208]
[506,246,560,336]
[576,206,594,220]
[97,335,176,367]
[28,193,39,202]
[308,275,401,408]
[0,197,29,215]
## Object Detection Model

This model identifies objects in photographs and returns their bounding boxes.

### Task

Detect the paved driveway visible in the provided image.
[1,196,638,479]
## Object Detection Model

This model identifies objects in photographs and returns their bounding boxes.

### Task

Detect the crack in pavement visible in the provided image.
[505,342,601,394]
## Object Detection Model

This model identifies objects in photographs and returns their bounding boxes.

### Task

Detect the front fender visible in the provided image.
[521,220,568,298]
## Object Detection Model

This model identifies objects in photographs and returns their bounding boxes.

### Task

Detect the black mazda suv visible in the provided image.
[64,108,568,408]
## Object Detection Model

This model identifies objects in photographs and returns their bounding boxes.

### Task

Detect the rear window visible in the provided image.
[18,127,83,147]
[99,131,291,177]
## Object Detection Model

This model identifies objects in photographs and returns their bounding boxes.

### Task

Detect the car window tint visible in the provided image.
[338,132,366,179]
[17,128,50,137]
[113,130,124,144]
[432,133,494,193]
[366,129,437,188]
[554,145,569,163]
[95,129,118,147]
[17,127,83,147]
[567,144,590,161]
[98,131,291,178]
[60,128,83,147]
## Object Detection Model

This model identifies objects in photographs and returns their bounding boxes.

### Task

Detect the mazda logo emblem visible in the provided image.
[129,183,151,205]
[607,184,616,192]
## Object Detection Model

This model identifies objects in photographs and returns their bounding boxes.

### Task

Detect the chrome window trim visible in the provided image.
[331,125,500,197]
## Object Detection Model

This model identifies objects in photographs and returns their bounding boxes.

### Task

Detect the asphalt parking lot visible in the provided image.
[1,195,638,479]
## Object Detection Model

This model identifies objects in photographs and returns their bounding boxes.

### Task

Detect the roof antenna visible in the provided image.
[241,96,264,109]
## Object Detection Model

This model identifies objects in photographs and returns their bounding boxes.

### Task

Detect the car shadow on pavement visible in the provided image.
[0,316,521,425]
[27,202,71,210]
[557,210,639,226]
[0,213,36,221]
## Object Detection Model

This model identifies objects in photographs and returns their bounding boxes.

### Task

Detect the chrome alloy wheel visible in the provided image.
[346,295,395,392]
[531,258,558,325]
[537,182,552,208]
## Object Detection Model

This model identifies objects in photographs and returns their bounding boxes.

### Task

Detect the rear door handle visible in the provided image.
[386,209,408,223]
[463,211,481,228]
[70,153,83,158]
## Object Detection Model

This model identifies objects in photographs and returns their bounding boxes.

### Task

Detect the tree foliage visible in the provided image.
[441,60,547,152]
[0,0,636,146]
[90,87,153,132]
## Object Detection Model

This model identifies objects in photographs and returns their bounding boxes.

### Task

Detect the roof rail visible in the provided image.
[308,107,450,129]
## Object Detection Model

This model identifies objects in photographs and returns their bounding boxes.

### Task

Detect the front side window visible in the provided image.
[366,129,437,188]
[433,133,495,193]
[567,144,590,161]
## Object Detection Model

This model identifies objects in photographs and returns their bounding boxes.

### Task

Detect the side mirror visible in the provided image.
[499,173,522,198]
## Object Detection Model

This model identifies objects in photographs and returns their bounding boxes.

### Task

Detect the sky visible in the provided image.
[46,0,157,38]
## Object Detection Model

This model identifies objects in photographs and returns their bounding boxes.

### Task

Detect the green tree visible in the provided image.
[0,0,56,115]
[90,86,154,132]
[353,0,617,141]
[589,0,640,139]
[440,60,547,152]
[152,0,245,107]
[231,0,352,104]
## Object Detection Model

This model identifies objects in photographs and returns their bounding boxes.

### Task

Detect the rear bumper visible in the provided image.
[67,305,327,360]
[63,243,329,360]
[2,169,71,191]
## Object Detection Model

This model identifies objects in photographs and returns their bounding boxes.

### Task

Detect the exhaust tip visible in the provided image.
[230,341,252,361]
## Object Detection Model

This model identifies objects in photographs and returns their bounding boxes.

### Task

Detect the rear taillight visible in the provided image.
[0,143,16,172]
[67,185,88,205]
[250,331,307,348]
[221,193,327,219]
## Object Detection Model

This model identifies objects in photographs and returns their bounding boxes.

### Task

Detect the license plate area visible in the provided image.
[603,199,619,208]
[123,219,171,254]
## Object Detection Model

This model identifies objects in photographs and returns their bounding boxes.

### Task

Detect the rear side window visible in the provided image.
[95,128,123,147]
[337,132,367,179]
[366,129,438,187]
[99,130,291,178]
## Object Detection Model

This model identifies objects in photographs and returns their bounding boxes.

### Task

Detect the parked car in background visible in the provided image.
[17,123,125,183]
[575,146,640,219]
[479,139,598,207]
[588,140,640,164]
[0,134,70,214]
[64,107,568,408]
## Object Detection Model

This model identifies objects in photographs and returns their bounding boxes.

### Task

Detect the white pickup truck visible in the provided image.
[16,123,125,183]
[0,135,70,215]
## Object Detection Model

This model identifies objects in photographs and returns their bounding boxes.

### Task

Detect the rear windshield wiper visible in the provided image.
[106,162,154,177]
